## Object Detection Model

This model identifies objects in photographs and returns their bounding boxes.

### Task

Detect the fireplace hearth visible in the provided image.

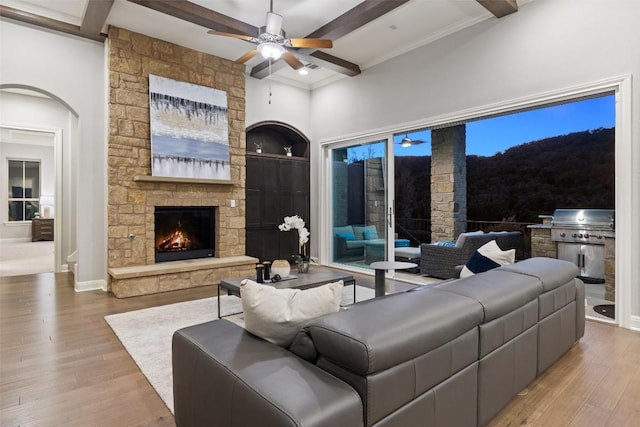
[155,206,215,262]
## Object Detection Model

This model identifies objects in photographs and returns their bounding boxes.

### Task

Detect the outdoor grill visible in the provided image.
[550,208,615,282]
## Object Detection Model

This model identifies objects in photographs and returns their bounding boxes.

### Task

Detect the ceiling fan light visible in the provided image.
[265,12,283,35]
[401,138,412,148]
[257,42,285,60]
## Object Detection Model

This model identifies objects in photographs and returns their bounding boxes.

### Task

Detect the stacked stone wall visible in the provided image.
[107,27,252,294]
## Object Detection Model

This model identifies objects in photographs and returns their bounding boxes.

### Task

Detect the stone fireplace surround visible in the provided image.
[106,27,257,297]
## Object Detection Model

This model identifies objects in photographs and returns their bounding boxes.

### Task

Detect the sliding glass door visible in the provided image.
[330,139,389,269]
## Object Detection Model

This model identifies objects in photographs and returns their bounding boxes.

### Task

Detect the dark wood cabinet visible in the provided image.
[245,154,310,263]
[32,218,54,241]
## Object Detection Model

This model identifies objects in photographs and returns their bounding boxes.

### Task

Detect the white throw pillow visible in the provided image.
[240,279,343,347]
[460,240,516,278]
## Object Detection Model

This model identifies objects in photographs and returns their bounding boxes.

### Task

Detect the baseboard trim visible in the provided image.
[630,315,640,332]
[75,279,107,292]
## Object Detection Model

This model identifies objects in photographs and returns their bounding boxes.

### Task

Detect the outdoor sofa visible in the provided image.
[172,257,584,426]
[420,230,522,279]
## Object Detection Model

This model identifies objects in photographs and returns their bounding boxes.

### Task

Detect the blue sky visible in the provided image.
[395,94,615,157]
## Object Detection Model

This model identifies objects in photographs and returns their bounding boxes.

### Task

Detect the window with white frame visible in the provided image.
[8,159,40,221]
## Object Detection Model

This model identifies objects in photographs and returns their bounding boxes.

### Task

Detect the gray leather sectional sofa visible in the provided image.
[172,257,584,426]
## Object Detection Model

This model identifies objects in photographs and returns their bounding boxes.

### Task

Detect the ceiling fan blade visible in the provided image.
[283,51,304,70]
[289,38,333,49]
[207,30,256,43]
[235,49,259,64]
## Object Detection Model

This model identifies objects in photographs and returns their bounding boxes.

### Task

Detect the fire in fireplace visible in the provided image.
[155,206,215,262]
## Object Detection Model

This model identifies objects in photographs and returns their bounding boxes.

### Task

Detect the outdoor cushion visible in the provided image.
[455,230,485,248]
[336,231,356,241]
[460,240,515,278]
[334,225,355,237]
[353,225,377,240]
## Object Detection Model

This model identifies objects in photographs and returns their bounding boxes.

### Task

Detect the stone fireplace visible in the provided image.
[106,27,256,297]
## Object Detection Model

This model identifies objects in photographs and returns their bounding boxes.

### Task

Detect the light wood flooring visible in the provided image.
[1,271,639,426]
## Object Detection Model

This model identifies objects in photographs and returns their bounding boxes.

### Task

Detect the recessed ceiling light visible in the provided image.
[298,68,309,76]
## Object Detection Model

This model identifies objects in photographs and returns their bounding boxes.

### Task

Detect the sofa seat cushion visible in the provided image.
[436,270,542,323]
[344,240,367,250]
[499,257,579,292]
[240,279,343,347]
[306,288,483,376]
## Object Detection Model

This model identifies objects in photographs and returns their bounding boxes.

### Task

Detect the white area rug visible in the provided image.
[104,284,374,413]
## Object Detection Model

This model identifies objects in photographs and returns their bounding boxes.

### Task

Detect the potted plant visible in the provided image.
[279,215,310,273]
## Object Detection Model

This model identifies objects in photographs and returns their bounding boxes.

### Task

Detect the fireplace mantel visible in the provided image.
[134,176,237,185]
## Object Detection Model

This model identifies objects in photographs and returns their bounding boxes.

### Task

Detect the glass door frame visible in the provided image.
[319,133,398,277]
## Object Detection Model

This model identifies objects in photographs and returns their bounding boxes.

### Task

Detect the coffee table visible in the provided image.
[217,269,356,318]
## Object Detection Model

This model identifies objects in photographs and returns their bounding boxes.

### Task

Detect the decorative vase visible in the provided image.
[286,152,292,157]
[297,261,309,273]
[271,259,291,278]
[256,148,262,154]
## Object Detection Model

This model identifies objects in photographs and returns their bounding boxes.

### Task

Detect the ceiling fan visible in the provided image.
[206,0,333,70]
[397,133,428,147]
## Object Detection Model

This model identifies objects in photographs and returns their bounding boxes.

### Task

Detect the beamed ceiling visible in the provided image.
[0,0,522,88]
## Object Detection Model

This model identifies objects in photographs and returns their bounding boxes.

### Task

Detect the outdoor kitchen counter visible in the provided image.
[527,223,615,238]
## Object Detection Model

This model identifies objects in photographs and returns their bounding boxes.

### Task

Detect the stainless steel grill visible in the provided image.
[550,209,615,281]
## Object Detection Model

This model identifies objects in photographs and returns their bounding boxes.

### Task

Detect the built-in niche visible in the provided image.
[246,121,309,158]
[245,122,310,262]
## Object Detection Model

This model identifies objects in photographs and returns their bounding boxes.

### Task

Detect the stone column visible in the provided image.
[430,125,466,242]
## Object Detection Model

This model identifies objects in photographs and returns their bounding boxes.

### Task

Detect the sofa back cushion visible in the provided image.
[307,288,482,376]
[334,225,355,240]
[455,230,485,247]
[353,225,377,241]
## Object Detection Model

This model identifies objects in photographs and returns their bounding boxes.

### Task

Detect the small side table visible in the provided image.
[370,261,418,297]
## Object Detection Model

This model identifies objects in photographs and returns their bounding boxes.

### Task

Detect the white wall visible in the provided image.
[311,0,640,329]
[0,20,107,290]
[245,78,312,139]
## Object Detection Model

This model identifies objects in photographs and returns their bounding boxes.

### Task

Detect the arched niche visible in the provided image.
[246,121,310,158]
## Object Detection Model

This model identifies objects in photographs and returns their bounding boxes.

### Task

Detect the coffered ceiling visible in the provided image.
[0,0,523,88]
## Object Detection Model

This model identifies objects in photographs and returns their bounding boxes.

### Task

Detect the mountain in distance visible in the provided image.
[395,127,615,224]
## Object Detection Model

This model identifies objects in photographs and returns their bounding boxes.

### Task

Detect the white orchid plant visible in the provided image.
[278,215,310,263]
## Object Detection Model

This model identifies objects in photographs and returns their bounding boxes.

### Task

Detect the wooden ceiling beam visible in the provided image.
[0,5,106,42]
[476,0,518,18]
[250,0,410,79]
[127,0,258,36]
[81,0,115,35]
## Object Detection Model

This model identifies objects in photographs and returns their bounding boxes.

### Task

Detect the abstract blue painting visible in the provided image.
[149,75,230,180]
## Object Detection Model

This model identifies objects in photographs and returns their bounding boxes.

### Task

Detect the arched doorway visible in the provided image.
[0,85,79,275]
[245,122,310,263]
